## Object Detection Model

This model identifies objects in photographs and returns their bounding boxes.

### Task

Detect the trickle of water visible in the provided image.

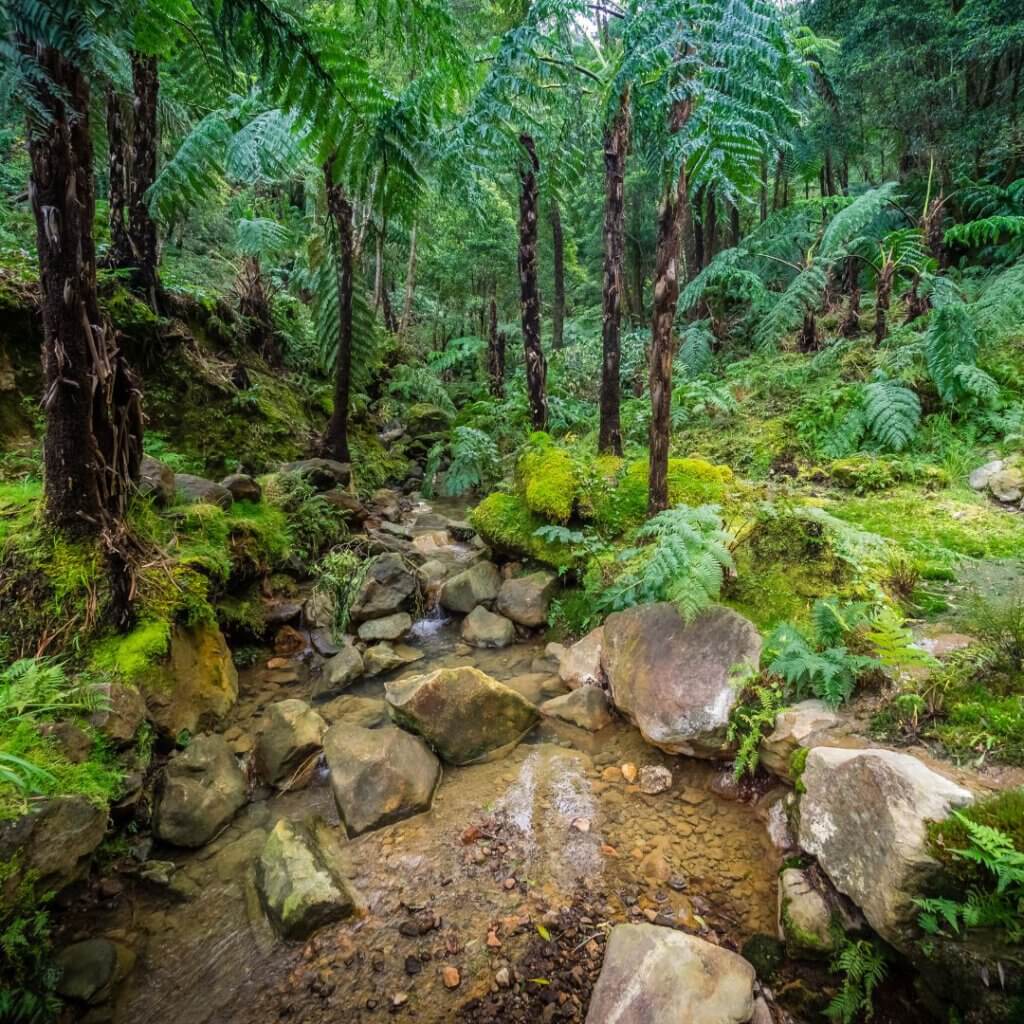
[408,604,451,643]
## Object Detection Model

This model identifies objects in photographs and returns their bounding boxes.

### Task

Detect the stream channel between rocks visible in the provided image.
[62,499,784,1024]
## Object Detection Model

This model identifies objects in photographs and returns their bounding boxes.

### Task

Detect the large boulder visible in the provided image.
[968,459,1003,490]
[496,571,558,627]
[90,682,146,746]
[385,666,538,765]
[255,819,355,939]
[174,473,233,509]
[55,938,135,1005]
[798,747,973,948]
[255,700,326,788]
[601,604,762,758]
[760,700,841,781]
[989,467,1024,503]
[139,455,175,506]
[439,561,502,614]
[349,553,417,623]
[0,796,107,893]
[585,924,755,1024]
[142,622,239,739]
[558,626,604,690]
[323,723,440,837]
[357,612,412,642]
[461,606,515,648]
[540,687,613,731]
[154,734,247,848]
[220,473,262,503]
[312,644,364,699]
[279,458,352,490]
[406,403,453,438]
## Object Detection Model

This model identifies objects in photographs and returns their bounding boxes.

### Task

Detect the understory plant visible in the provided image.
[313,548,369,637]
[727,680,785,779]
[825,938,888,1024]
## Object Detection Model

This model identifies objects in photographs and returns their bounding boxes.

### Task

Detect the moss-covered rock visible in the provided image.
[519,434,578,523]
[468,492,576,568]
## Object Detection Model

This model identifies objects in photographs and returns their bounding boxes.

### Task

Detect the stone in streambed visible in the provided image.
[55,938,135,1005]
[496,571,558,627]
[357,612,412,642]
[385,666,538,765]
[278,457,352,490]
[558,626,604,689]
[154,734,247,848]
[349,553,417,623]
[585,923,755,1024]
[540,687,612,731]
[256,819,355,939]
[439,561,501,614]
[759,700,841,781]
[601,603,761,758]
[461,606,514,648]
[89,682,146,747]
[323,723,440,836]
[503,672,568,706]
[255,699,326,788]
[363,641,423,677]
[989,467,1024,503]
[313,644,364,698]
[798,746,973,949]
[777,867,836,956]
[139,455,175,506]
[317,695,389,730]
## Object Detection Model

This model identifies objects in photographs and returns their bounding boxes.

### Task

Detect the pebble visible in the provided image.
[441,966,460,989]
[391,992,408,1009]
[495,967,511,988]
[639,765,673,795]
[486,930,502,949]
[601,766,620,782]
[620,763,638,783]
[571,817,591,833]
[404,957,422,976]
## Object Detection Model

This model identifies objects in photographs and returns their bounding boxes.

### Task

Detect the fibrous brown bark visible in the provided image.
[488,293,505,397]
[237,256,278,364]
[518,134,547,432]
[105,87,131,268]
[648,102,691,517]
[323,157,354,463]
[549,200,565,350]
[400,223,417,336]
[127,52,160,309]
[797,311,819,352]
[839,256,861,337]
[599,93,629,456]
[24,41,143,576]
[875,259,894,345]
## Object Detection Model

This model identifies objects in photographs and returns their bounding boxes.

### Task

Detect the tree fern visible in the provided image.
[864,606,939,674]
[944,215,1024,249]
[861,379,921,452]
[753,256,829,349]
[599,504,735,622]
[819,182,900,258]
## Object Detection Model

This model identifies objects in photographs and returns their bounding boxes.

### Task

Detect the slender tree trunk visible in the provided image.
[904,273,929,324]
[923,196,947,269]
[629,241,645,320]
[875,260,894,345]
[105,87,131,268]
[599,93,629,456]
[772,150,785,210]
[760,153,768,223]
[729,202,741,247]
[373,229,383,309]
[323,158,354,463]
[648,103,691,517]
[237,256,278,363]
[693,186,705,272]
[381,279,398,333]
[704,187,718,265]
[679,184,699,284]
[839,256,861,337]
[549,199,565,350]
[23,40,143,600]
[488,293,505,397]
[518,134,547,431]
[797,311,819,352]
[400,223,417,336]
[127,52,160,309]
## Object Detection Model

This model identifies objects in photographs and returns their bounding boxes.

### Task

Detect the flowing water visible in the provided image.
[63,507,784,1023]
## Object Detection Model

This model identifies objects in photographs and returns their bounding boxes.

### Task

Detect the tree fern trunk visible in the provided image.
[24,40,143,574]
[323,160,354,463]
[381,278,398,333]
[599,92,629,456]
[549,199,565,350]
[105,87,131,268]
[798,311,819,352]
[840,256,861,337]
[875,260,894,345]
[400,223,417,337]
[127,52,160,311]
[649,102,691,517]
[488,292,504,397]
[518,133,547,432]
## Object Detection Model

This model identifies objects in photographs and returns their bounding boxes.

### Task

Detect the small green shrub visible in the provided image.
[313,548,369,637]
[825,938,888,1024]
[727,682,785,779]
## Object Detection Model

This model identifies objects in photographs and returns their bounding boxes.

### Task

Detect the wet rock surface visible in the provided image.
[386,666,539,764]
[602,604,762,758]
[461,606,516,648]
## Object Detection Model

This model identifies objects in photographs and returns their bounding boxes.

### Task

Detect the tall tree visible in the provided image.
[12,5,144,611]
[518,133,547,431]
[599,91,630,455]
[126,51,161,308]
[106,87,132,268]
[549,199,566,349]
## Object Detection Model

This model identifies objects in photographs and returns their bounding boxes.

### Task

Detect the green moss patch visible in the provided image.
[520,435,578,523]
[469,492,575,568]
